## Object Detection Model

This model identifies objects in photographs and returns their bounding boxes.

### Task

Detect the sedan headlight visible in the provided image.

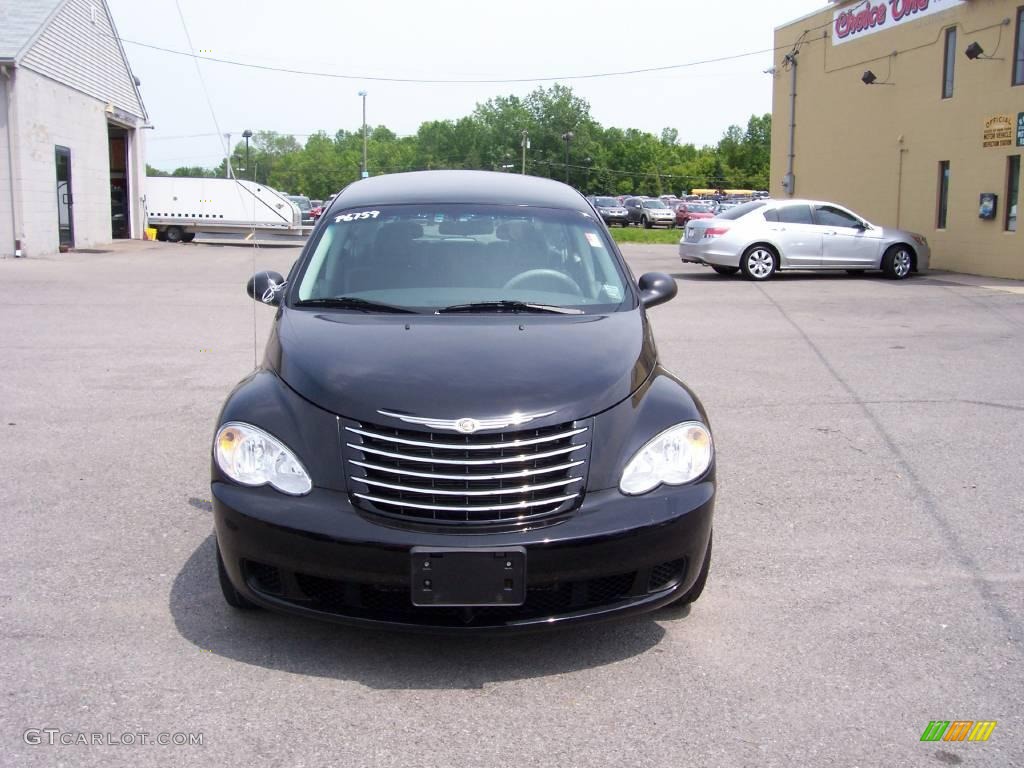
[214,422,312,496]
[619,422,713,496]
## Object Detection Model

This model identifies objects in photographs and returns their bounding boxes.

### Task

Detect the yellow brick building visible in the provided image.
[771,0,1023,278]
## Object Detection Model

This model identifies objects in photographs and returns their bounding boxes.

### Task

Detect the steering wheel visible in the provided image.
[502,269,582,295]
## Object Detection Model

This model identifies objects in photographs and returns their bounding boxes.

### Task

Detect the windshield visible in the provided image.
[687,204,714,212]
[642,200,669,209]
[289,196,312,211]
[294,204,630,313]
[717,201,765,220]
[595,197,619,207]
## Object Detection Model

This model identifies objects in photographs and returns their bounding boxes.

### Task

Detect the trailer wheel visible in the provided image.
[181,233,196,243]
[155,229,168,242]
[165,226,184,243]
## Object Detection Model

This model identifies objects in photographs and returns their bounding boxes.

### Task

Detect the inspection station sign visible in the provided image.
[983,115,1014,149]
[833,0,966,46]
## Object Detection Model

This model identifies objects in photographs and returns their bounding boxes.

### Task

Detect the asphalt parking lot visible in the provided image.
[2,240,1022,767]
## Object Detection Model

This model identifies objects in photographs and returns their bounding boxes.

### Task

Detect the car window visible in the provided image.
[717,201,766,220]
[294,204,631,313]
[813,205,862,228]
[595,197,618,207]
[642,200,669,209]
[763,208,779,222]
[776,204,813,225]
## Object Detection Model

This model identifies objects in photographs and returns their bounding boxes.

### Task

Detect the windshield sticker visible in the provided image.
[334,210,380,223]
[604,285,622,300]
[585,232,604,248]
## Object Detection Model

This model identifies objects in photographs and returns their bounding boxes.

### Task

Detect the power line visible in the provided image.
[119,36,804,84]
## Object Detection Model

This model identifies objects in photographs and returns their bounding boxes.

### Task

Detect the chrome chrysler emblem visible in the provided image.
[377,409,556,433]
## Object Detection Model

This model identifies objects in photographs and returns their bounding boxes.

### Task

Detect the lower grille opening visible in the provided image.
[245,561,283,595]
[648,558,686,592]
[290,570,637,626]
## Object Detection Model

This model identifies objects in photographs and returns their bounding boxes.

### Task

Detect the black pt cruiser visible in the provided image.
[212,170,715,631]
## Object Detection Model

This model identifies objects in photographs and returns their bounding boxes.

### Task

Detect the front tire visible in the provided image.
[741,245,777,281]
[165,225,184,243]
[217,543,258,610]
[711,265,739,276]
[882,245,913,280]
[642,216,651,229]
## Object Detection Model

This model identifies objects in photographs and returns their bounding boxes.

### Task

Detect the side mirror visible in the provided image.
[247,270,286,306]
[638,272,677,309]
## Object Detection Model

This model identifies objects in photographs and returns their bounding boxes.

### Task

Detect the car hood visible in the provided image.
[268,308,657,427]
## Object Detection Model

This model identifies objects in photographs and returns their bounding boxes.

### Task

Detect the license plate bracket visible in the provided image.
[410,547,526,607]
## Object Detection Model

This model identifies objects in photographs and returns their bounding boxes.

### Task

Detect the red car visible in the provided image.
[675,202,716,227]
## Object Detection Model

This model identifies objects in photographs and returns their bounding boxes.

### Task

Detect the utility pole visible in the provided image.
[561,131,574,186]
[521,130,529,174]
[224,132,232,178]
[358,90,368,178]
[242,129,253,181]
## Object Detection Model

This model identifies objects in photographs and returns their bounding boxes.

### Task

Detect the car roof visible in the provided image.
[331,170,589,211]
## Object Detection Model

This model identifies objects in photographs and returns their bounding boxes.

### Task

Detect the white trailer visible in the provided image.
[145,177,303,242]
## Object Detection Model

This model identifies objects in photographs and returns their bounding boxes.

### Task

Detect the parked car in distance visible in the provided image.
[589,196,630,227]
[287,195,316,226]
[214,170,716,631]
[679,199,930,281]
[624,197,676,229]
[675,202,716,228]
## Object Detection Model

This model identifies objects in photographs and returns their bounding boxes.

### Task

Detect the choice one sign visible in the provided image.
[833,0,966,46]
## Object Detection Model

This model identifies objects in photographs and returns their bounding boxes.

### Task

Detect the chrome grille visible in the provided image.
[344,418,590,525]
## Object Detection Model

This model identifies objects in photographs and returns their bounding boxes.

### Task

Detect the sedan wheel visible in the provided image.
[883,245,913,280]
[741,246,777,281]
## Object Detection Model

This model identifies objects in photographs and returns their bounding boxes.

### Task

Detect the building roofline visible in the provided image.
[10,0,70,64]
[102,0,148,122]
[774,2,833,33]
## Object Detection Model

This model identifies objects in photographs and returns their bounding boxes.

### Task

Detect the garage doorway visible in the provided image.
[55,145,74,248]
[108,125,129,238]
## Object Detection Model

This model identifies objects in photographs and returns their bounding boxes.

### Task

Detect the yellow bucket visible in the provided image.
[144,227,157,240]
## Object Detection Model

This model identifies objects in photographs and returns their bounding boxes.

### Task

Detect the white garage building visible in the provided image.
[1,0,148,257]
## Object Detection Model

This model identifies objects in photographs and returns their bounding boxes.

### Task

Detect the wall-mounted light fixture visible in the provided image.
[965,18,1011,60]
[862,70,877,85]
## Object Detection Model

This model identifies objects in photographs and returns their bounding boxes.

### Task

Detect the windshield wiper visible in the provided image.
[435,300,582,315]
[295,296,418,314]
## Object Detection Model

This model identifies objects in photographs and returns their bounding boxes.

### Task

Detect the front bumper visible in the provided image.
[214,480,714,632]
[600,212,629,225]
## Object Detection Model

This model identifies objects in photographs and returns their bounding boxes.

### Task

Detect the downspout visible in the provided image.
[1,64,19,257]
[783,51,798,197]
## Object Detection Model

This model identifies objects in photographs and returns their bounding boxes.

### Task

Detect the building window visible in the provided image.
[937,161,950,229]
[1014,7,1024,86]
[1007,155,1020,232]
[942,27,957,98]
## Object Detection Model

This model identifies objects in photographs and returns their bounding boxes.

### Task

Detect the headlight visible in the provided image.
[619,422,713,496]
[214,422,312,495]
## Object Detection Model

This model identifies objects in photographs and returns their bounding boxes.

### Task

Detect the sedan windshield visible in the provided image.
[294,204,630,313]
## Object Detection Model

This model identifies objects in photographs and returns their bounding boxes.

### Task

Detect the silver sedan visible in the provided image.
[678,199,931,280]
